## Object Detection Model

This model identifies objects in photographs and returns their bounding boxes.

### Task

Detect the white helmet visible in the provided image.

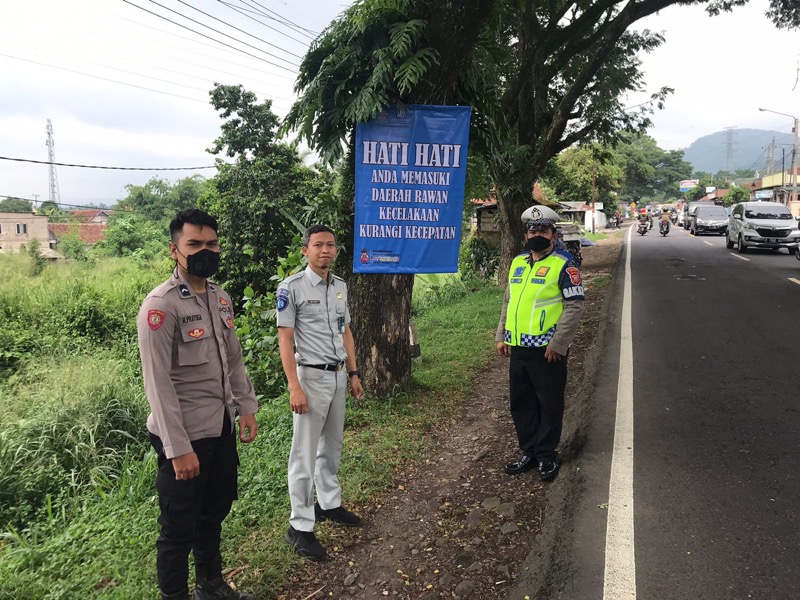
[521,204,562,225]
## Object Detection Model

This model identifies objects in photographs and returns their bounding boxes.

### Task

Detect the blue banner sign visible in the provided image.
[353,105,471,273]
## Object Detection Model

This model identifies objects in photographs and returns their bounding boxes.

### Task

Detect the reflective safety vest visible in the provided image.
[504,251,568,347]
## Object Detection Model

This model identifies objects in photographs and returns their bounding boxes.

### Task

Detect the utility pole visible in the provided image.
[45,119,61,207]
[759,108,799,206]
[793,116,799,204]
[767,137,775,176]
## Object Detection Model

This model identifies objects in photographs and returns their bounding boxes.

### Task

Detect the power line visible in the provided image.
[174,0,304,60]
[239,0,319,36]
[0,156,217,170]
[121,0,298,72]
[117,16,298,83]
[8,40,296,105]
[219,0,315,44]
[0,53,206,103]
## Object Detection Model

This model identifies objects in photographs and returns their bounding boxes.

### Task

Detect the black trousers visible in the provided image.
[508,345,568,463]
[149,412,238,595]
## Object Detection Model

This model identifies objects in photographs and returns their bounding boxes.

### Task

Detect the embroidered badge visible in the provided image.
[276,288,289,312]
[513,266,526,277]
[535,266,551,277]
[188,328,204,338]
[179,284,191,297]
[566,267,582,286]
[219,297,228,305]
[226,316,234,328]
[181,314,203,324]
[147,310,166,331]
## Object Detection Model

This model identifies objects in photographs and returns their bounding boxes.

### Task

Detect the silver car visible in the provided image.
[726,201,800,254]
[690,204,728,236]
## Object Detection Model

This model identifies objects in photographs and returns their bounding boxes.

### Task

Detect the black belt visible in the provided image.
[300,362,345,372]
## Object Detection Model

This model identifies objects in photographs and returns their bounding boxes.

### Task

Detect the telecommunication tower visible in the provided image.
[45,119,61,205]
[724,126,737,174]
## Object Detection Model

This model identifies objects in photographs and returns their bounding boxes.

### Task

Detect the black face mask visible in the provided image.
[178,248,221,278]
[525,235,552,252]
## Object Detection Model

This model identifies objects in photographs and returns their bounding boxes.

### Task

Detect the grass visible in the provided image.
[0,258,503,599]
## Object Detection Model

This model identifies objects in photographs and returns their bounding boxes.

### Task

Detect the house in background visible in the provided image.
[48,223,107,247]
[470,183,558,246]
[68,209,114,223]
[0,212,61,257]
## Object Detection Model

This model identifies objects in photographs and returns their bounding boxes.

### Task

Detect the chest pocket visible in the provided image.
[178,324,212,366]
[299,304,327,323]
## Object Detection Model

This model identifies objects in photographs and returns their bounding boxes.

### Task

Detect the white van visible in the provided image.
[726,201,800,254]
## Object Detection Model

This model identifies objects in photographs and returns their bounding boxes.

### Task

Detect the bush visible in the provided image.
[458,233,499,280]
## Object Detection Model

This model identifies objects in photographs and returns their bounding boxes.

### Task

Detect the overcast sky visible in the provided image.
[1,0,797,207]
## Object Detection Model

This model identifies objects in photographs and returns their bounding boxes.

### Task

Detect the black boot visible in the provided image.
[192,577,254,600]
[161,589,189,600]
[194,556,254,600]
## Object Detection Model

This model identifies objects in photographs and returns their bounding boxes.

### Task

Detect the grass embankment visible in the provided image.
[0,253,502,599]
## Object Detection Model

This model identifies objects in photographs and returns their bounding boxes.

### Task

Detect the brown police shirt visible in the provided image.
[137,272,258,459]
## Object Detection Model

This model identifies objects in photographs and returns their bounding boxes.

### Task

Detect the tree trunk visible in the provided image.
[344,273,414,396]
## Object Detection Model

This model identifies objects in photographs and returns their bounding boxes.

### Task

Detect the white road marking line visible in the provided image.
[789,278,800,285]
[603,225,636,599]
[703,241,713,246]
[730,253,750,262]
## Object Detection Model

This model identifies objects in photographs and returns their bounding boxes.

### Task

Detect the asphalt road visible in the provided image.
[541,224,800,600]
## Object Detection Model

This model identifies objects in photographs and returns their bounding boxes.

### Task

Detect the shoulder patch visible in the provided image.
[147,309,166,331]
[219,296,229,305]
[565,267,582,286]
[276,288,290,312]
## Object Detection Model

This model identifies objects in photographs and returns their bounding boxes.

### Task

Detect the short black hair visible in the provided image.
[302,224,337,247]
[170,209,218,243]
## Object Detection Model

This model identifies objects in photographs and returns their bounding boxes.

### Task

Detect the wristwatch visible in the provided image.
[348,370,361,378]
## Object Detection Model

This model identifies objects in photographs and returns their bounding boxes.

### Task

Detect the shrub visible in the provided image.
[458,233,499,280]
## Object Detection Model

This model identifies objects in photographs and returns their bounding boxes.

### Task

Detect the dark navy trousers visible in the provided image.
[508,345,568,464]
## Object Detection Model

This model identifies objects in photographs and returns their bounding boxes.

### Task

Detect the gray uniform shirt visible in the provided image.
[137,273,258,459]
[276,267,351,364]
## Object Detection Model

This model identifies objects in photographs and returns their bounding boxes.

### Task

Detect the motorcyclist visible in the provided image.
[659,208,671,234]
[637,209,650,226]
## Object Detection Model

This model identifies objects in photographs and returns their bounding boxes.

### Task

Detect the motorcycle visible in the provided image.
[557,222,583,266]
[670,212,678,224]
[659,220,670,237]
[637,221,648,235]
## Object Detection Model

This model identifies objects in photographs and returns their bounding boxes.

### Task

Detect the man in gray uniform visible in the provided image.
[277,224,364,561]
[138,209,258,600]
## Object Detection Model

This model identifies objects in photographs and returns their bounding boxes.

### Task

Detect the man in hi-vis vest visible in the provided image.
[495,206,584,481]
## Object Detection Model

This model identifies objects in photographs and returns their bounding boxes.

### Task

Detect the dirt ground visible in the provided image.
[275,232,625,600]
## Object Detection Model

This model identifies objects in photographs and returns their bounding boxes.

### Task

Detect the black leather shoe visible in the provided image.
[538,461,560,481]
[193,577,254,600]
[504,455,536,475]
[161,590,189,600]
[314,503,362,526]
[285,526,326,561]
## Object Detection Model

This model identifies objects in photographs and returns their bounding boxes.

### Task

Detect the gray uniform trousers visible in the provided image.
[288,366,347,531]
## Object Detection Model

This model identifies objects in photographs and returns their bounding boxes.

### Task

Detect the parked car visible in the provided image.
[726,201,800,254]
[683,201,714,229]
[690,204,728,236]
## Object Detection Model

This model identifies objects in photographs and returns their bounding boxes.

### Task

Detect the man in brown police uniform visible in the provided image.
[138,209,258,600]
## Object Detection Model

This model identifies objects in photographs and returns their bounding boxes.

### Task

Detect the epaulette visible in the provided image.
[282,271,306,286]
